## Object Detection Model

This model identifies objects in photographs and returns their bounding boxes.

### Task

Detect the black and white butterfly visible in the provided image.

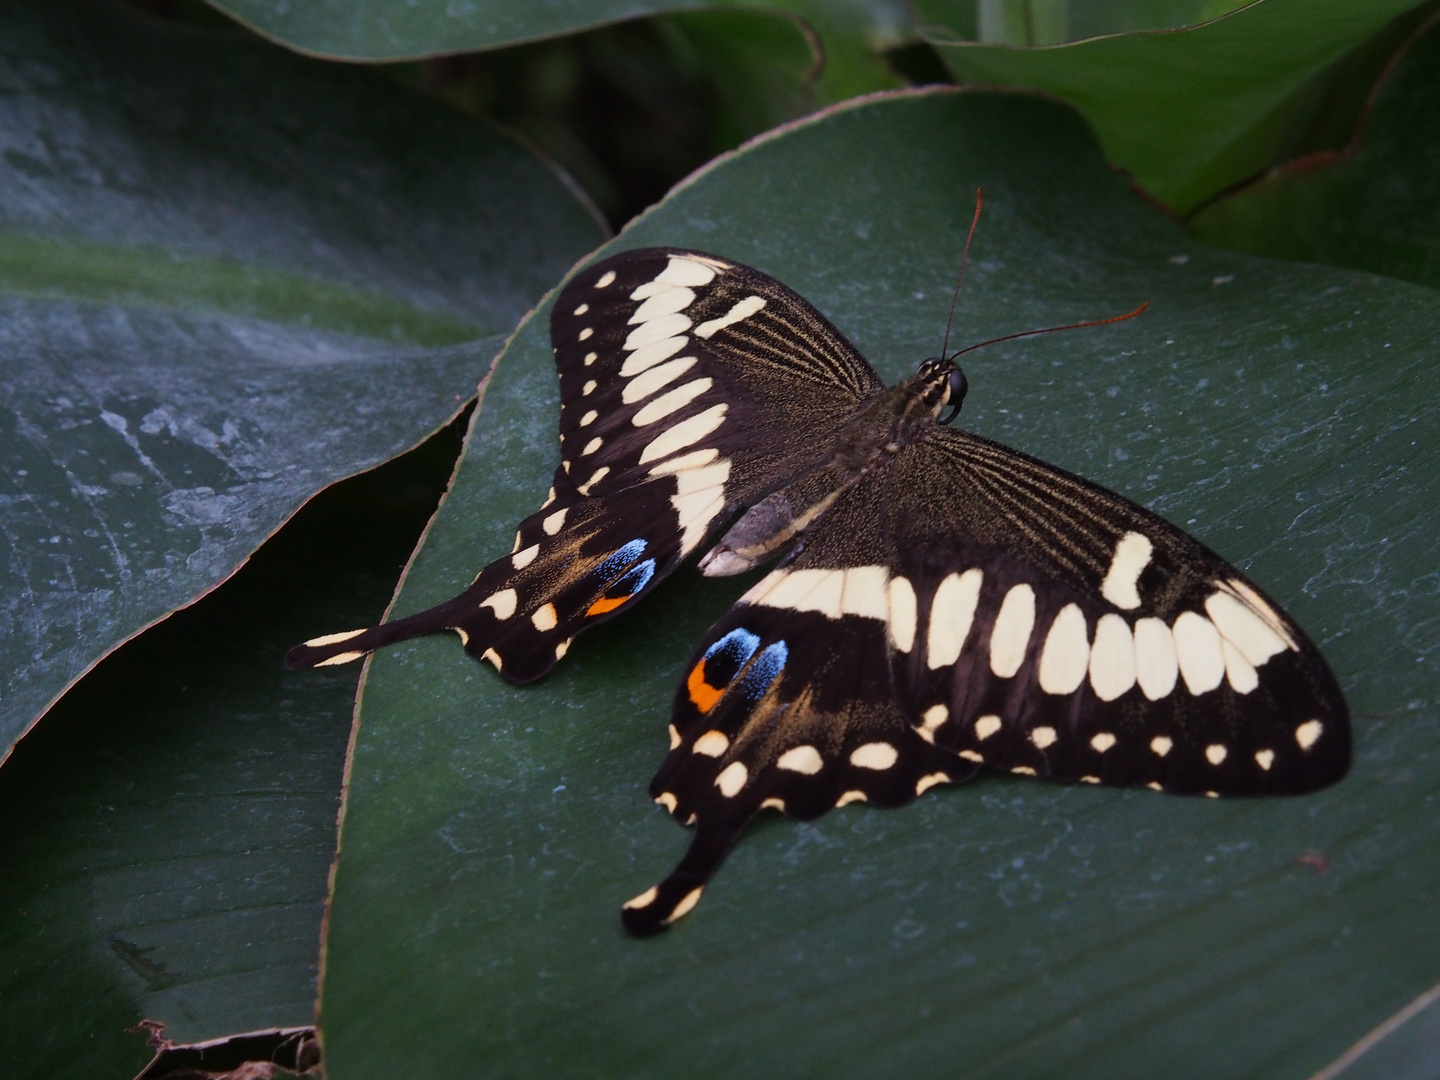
[287,247,1350,936]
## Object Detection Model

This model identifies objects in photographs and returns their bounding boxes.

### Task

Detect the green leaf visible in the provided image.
[1189,14,1440,289]
[204,0,910,102]
[921,0,1429,213]
[0,422,461,1080]
[915,0,1253,44]
[319,90,1440,1076]
[0,0,605,760]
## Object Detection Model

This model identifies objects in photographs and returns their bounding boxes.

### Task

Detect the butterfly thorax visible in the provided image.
[697,367,953,578]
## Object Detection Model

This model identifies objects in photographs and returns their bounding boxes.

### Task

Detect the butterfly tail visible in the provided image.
[620,816,743,937]
[283,596,470,670]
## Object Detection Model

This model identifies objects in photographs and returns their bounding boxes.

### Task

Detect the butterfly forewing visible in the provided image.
[882,429,1349,796]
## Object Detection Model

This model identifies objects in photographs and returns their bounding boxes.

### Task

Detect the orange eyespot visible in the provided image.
[585,595,629,616]
[687,659,724,713]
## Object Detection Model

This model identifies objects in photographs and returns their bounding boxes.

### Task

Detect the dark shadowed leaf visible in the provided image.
[0,421,462,1080]
[1190,13,1440,289]
[919,0,1429,213]
[0,0,605,759]
[202,0,910,102]
[318,89,1440,1078]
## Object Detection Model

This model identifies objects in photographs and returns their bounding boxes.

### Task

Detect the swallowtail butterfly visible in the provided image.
[288,247,1350,936]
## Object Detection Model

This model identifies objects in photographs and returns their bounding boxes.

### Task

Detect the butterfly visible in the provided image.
[287,246,1350,936]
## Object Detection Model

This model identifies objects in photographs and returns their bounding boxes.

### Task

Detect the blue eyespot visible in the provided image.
[594,538,648,579]
[736,641,787,701]
[613,558,656,597]
[705,627,761,666]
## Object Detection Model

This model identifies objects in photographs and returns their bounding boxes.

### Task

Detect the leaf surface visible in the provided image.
[321,89,1440,1078]
[1190,13,1440,288]
[0,0,605,759]
[920,0,1428,212]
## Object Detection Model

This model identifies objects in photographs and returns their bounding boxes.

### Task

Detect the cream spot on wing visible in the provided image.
[480,588,517,620]
[1101,531,1152,610]
[693,730,729,757]
[1134,617,1179,700]
[573,303,589,316]
[623,886,658,910]
[655,791,677,811]
[594,270,616,288]
[584,351,597,366]
[623,313,691,351]
[1206,589,1289,667]
[482,648,502,670]
[631,377,712,426]
[841,566,891,620]
[554,639,570,660]
[1295,720,1323,749]
[315,651,364,667]
[918,704,948,743]
[577,467,609,496]
[579,410,598,427]
[622,356,697,404]
[695,295,766,338]
[454,628,469,646]
[1011,766,1037,776]
[755,568,845,618]
[1030,726,1058,749]
[776,745,823,775]
[629,285,695,324]
[1090,732,1116,753]
[1255,749,1275,770]
[888,575,918,653]
[583,380,597,396]
[1150,735,1173,757]
[1080,775,1101,784]
[619,335,688,376]
[850,742,898,770]
[543,508,567,535]
[656,256,719,287]
[667,887,704,923]
[1222,578,1297,650]
[1089,613,1136,702]
[716,761,748,796]
[531,603,558,632]
[926,568,982,669]
[975,715,1002,741]
[1205,791,1219,799]
[959,750,983,763]
[577,327,594,342]
[638,403,727,464]
[916,773,949,795]
[1206,743,1228,765]
[304,628,366,647]
[1173,611,1225,694]
[541,487,556,508]
[668,724,681,750]
[647,447,719,474]
[511,531,523,554]
[989,583,1036,678]
[1222,638,1259,694]
[1038,602,1090,694]
[762,797,786,811]
[836,790,867,807]
[1147,781,1164,791]
[582,437,602,456]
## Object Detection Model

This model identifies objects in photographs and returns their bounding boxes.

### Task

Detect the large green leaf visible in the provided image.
[0,422,462,1080]
[319,89,1440,1077]
[1189,14,1440,289]
[920,0,1428,213]
[204,0,910,102]
[0,0,605,761]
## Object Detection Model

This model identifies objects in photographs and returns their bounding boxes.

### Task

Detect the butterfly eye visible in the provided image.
[938,367,968,425]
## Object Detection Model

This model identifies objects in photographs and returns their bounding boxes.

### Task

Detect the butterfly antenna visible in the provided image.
[947,302,1149,361]
[939,188,984,363]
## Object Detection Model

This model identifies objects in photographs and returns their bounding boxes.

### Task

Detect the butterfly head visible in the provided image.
[916,357,968,426]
